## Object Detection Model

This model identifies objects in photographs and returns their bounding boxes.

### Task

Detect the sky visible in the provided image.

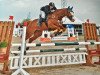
[0,0,100,25]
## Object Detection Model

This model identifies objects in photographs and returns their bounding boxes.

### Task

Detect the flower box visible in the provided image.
[68,37,76,41]
[40,38,51,42]
[0,42,7,54]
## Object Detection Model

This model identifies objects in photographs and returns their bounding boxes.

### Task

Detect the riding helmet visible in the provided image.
[49,2,55,7]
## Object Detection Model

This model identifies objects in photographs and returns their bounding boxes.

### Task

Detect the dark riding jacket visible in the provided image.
[38,5,57,26]
[40,5,57,16]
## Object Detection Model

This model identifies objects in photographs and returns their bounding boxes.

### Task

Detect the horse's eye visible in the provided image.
[70,12,74,15]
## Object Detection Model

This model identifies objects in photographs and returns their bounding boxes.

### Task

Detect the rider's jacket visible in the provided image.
[40,5,57,16]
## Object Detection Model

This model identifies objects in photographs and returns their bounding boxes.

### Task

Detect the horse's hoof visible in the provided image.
[24,51,26,55]
[14,53,18,56]
[18,46,21,50]
[58,32,62,35]
[26,47,29,50]
[55,33,57,36]
[59,29,63,32]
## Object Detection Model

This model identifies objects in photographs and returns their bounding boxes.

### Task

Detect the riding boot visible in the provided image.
[45,20,48,28]
[38,16,43,29]
[44,16,48,28]
[38,16,42,27]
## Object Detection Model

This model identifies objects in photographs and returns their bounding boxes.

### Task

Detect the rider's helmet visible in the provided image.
[49,2,55,7]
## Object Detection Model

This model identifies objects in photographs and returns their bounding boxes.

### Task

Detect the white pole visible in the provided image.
[76,32,79,40]
[12,22,30,75]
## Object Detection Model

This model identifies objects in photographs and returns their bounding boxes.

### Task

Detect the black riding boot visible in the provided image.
[44,16,48,28]
[45,20,48,28]
[38,15,43,26]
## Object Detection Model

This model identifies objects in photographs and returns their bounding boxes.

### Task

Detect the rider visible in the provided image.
[38,2,57,27]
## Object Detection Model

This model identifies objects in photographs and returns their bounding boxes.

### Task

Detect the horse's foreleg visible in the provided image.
[50,25,61,36]
[59,25,66,32]
[54,21,66,32]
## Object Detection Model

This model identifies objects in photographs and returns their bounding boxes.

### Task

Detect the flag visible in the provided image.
[18,22,20,26]
[24,21,27,26]
[9,16,14,20]
[87,19,89,23]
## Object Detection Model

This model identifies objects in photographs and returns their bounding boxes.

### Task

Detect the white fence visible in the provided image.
[10,53,86,69]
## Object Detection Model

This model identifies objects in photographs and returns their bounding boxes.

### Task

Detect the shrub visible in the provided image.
[0,42,8,48]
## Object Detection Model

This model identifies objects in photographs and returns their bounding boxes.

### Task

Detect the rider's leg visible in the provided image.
[38,15,43,26]
[44,15,48,28]
[38,11,45,26]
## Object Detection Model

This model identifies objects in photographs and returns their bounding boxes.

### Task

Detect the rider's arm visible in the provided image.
[53,6,57,10]
[51,6,57,10]
[50,6,57,13]
[40,6,45,11]
[45,6,51,14]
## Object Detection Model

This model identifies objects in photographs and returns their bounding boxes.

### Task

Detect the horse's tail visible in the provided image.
[26,19,39,40]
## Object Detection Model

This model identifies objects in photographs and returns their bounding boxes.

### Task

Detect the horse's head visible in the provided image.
[64,6,75,22]
[48,6,75,22]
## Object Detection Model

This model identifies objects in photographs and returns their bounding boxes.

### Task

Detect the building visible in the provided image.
[62,16,83,35]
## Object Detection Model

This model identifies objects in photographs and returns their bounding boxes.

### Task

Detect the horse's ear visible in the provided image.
[67,6,74,13]
[70,6,74,12]
[71,6,73,10]
[67,6,70,11]
[68,6,70,9]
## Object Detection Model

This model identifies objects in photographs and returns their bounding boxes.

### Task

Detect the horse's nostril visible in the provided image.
[72,19,75,22]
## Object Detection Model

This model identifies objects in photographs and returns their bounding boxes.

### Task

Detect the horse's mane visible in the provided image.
[53,8,67,14]
[48,8,67,20]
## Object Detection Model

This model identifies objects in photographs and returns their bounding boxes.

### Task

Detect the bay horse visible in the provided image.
[17,7,75,53]
[26,7,75,44]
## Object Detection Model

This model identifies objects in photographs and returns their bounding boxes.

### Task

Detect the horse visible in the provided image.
[18,7,75,52]
[25,7,75,44]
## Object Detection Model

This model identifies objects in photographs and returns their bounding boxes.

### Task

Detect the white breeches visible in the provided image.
[40,10,45,18]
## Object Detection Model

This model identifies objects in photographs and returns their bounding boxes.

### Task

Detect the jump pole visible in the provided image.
[12,22,30,75]
[12,42,100,47]
[11,47,87,54]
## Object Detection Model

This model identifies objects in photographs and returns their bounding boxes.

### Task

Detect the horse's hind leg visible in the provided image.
[24,30,42,55]
[26,30,34,40]
[18,30,33,51]
[18,30,38,55]
[28,30,42,43]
